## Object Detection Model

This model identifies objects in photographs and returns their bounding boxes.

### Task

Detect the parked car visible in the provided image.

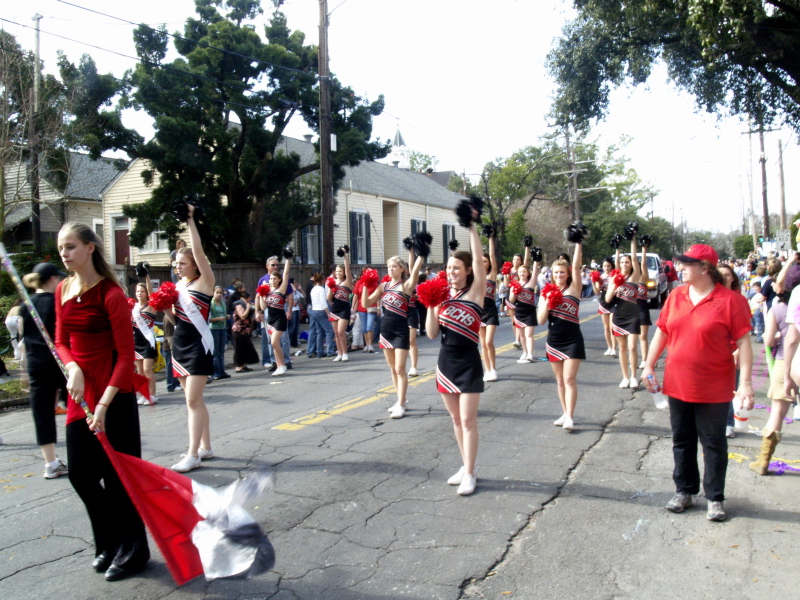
[643,253,669,308]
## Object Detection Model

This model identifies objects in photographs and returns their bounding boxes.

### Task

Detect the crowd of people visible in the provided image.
[6,204,800,582]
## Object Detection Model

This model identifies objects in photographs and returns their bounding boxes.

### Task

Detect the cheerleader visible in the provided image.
[606,235,643,388]
[327,247,353,362]
[267,253,293,375]
[426,211,485,496]
[164,204,215,472]
[408,291,420,377]
[509,259,540,363]
[538,240,586,432]
[505,252,524,348]
[592,257,617,356]
[480,229,499,381]
[637,239,653,369]
[132,282,158,405]
[364,248,423,418]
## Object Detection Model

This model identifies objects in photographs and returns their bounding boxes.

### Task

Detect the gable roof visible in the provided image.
[61,152,128,201]
[277,136,466,209]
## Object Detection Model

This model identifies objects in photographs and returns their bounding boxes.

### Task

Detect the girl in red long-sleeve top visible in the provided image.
[55,222,149,582]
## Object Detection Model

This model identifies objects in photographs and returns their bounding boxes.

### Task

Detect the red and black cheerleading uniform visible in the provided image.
[436,288,484,394]
[132,304,157,360]
[546,293,586,361]
[597,275,613,315]
[330,284,351,321]
[407,292,420,330]
[266,290,288,333]
[380,281,410,350]
[637,283,652,326]
[505,273,518,312]
[481,279,500,327]
[514,286,538,328]
[172,289,213,377]
[610,280,641,336]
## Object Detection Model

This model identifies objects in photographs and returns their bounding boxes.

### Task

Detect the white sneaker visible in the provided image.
[629,377,639,389]
[639,361,646,369]
[725,426,735,438]
[367,345,375,353]
[389,403,406,419]
[332,355,342,362]
[484,369,498,382]
[619,378,629,388]
[447,466,466,485]
[517,353,530,363]
[611,349,618,357]
[794,403,800,421]
[171,454,201,473]
[562,416,574,432]
[341,354,349,362]
[198,447,214,460]
[143,395,157,406]
[513,341,522,349]
[554,414,566,426]
[408,367,418,377]
[43,458,68,479]
[136,393,147,405]
[362,346,369,353]
[603,348,612,356]
[272,365,287,376]
[457,473,477,495]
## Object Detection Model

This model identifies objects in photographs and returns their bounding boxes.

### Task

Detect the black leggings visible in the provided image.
[66,392,149,563]
[29,366,66,446]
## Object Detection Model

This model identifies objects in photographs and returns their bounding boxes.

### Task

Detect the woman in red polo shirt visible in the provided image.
[642,245,752,523]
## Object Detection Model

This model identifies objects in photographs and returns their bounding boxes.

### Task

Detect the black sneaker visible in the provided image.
[286,362,293,370]
[268,362,278,372]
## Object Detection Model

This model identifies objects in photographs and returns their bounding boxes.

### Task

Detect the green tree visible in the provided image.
[734,234,756,258]
[121,0,389,262]
[547,1,800,132]
[408,150,437,172]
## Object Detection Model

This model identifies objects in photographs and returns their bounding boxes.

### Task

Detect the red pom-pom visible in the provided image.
[148,281,179,312]
[361,268,379,288]
[257,284,271,297]
[417,276,450,308]
[326,276,337,289]
[541,283,564,308]
[501,261,512,275]
[382,275,392,283]
[509,280,523,295]
[437,270,447,280]
[590,270,602,283]
[127,297,136,309]
[610,269,626,286]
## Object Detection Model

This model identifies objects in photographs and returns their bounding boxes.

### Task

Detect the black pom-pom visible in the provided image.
[448,239,459,251]
[468,194,484,216]
[531,246,543,263]
[336,246,345,257]
[482,223,494,238]
[610,233,622,249]
[623,221,639,240]
[402,236,414,251]
[171,195,203,223]
[455,200,475,228]
[524,235,533,248]
[413,231,433,259]
[638,234,652,247]
[135,261,150,278]
[566,221,588,244]
[282,246,294,260]
[342,244,349,253]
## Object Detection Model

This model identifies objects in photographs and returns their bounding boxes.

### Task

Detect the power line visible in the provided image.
[56,0,312,77]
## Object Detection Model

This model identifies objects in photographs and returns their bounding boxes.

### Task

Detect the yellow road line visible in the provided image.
[274,313,600,431]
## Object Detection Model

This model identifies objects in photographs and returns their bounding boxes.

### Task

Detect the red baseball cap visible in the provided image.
[675,244,719,267]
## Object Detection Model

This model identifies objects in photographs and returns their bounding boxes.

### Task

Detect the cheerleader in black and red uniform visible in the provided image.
[267,253,292,376]
[407,291,420,377]
[364,248,423,418]
[509,258,540,363]
[426,204,486,496]
[592,256,617,356]
[328,246,353,362]
[538,233,586,432]
[606,234,643,389]
[505,252,524,349]
[480,227,499,381]
[637,239,653,369]
[164,205,215,473]
[132,282,157,405]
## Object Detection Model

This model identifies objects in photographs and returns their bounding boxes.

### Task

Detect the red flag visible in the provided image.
[133,373,151,400]
[96,432,204,586]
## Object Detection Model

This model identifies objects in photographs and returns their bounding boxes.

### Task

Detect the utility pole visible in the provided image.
[29,13,42,256]
[759,127,770,240]
[318,1,334,270]
[778,139,786,230]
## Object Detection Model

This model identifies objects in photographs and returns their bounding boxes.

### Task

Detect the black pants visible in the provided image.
[29,365,66,446]
[66,392,149,565]
[668,397,729,501]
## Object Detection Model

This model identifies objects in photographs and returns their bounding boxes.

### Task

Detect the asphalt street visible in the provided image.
[1,298,798,600]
